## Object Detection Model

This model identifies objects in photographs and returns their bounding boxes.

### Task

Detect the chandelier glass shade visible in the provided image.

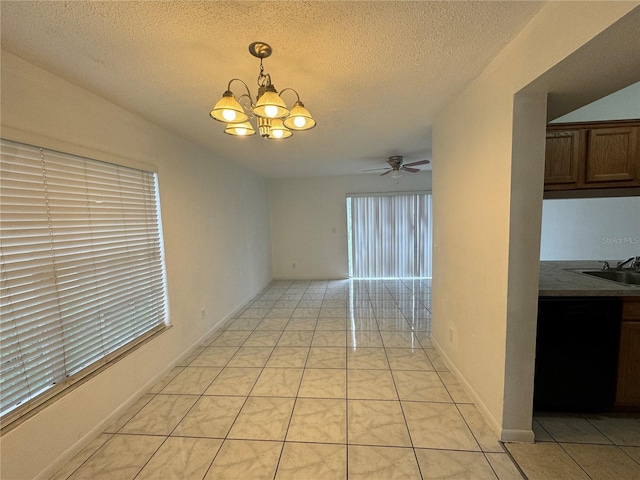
[210,42,316,139]
[224,121,256,136]
[284,101,316,130]
[267,118,293,139]
[253,85,289,119]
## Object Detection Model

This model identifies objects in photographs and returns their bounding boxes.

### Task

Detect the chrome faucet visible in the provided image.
[616,256,640,271]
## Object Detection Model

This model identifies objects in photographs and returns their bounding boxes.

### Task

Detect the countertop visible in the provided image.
[539,261,640,297]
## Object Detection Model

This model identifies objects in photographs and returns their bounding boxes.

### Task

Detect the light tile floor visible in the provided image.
[51,279,526,479]
[506,412,640,480]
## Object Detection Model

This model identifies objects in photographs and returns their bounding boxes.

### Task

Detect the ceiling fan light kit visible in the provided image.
[210,42,316,139]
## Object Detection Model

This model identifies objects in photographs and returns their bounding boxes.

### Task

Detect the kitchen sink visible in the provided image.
[582,270,640,286]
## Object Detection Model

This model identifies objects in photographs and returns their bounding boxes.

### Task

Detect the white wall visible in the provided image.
[1,51,273,480]
[432,2,638,443]
[541,197,640,260]
[270,172,431,279]
[551,81,640,123]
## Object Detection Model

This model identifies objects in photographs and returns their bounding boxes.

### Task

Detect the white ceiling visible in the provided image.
[0,1,546,178]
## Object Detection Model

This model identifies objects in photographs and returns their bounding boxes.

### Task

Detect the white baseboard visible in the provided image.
[431,337,535,444]
[501,428,536,443]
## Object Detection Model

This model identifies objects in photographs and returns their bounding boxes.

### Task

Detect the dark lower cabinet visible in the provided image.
[534,297,622,413]
[615,298,640,408]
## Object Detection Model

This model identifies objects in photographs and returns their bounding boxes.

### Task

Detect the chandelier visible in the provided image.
[210,42,316,139]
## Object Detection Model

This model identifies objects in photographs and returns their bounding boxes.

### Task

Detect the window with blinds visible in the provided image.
[347,194,432,278]
[0,138,169,426]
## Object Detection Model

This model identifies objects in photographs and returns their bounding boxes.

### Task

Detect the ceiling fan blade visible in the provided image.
[363,167,391,172]
[380,170,392,176]
[403,159,430,167]
[401,167,421,173]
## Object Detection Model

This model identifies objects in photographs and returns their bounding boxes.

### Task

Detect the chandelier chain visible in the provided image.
[257,58,271,89]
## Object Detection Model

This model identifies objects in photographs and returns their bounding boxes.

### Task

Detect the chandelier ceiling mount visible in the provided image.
[248,41,272,59]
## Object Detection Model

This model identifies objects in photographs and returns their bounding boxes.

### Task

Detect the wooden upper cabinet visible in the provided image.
[586,126,638,183]
[545,120,640,193]
[545,130,581,184]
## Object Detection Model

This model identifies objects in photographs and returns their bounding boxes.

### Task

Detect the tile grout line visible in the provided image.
[345,290,350,480]
[271,282,323,480]
[581,413,622,446]
[501,442,531,480]
[184,284,288,480]
[619,444,640,466]
[373,281,426,479]
[100,306,260,480]
[66,280,278,479]
[371,285,415,445]
[53,433,116,480]
[118,324,245,480]
[199,280,293,480]
[179,297,272,480]
[555,441,596,480]
[451,397,502,478]
[514,411,633,480]
[381,335,425,479]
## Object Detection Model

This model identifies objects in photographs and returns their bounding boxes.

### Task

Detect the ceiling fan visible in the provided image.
[364,156,430,176]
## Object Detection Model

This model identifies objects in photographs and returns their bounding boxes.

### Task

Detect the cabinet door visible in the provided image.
[586,126,638,183]
[545,130,581,185]
[616,321,640,407]
[623,297,640,320]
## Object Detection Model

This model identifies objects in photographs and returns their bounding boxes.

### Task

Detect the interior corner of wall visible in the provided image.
[432,336,505,440]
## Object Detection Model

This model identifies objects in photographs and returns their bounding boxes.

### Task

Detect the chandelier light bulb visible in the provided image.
[222,109,237,122]
[264,105,279,118]
[293,116,306,128]
[235,127,248,135]
[272,129,284,138]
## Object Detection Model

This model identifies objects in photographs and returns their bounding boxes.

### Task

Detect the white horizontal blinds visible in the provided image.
[0,138,167,419]
[350,194,432,278]
[1,142,68,414]
[419,194,432,277]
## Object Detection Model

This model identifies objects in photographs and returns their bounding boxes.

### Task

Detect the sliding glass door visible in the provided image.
[347,193,432,278]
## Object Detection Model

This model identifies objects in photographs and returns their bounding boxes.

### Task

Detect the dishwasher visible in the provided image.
[533,296,622,412]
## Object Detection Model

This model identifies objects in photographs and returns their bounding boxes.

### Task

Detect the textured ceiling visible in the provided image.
[0,1,545,178]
